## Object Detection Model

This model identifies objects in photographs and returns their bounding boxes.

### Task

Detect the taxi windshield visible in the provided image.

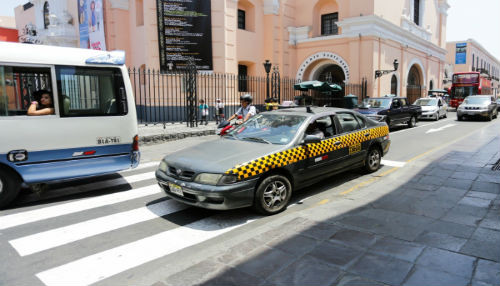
[228,114,306,145]
[362,98,391,108]
[414,99,437,106]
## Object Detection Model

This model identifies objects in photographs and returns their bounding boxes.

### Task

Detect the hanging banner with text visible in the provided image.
[78,0,106,50]
[455,43,467,65]
[156,0,213,72]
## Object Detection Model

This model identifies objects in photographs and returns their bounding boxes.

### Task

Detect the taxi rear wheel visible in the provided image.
[0,168,21,209]
[364,147,381,173]
[253,175,292,215]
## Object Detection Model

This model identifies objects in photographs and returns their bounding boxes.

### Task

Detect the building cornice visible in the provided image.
[335,15,447,61]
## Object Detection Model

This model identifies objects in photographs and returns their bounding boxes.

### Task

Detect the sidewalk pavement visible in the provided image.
[138,122,218,145]
[151,120,500,286]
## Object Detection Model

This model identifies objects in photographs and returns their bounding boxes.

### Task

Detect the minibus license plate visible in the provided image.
[168,183,184,197]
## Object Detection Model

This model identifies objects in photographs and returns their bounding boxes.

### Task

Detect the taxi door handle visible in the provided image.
[364,133,370,137]
[334,141,342,146]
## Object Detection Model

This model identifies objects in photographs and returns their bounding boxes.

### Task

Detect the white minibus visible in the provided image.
[0,42,140,208]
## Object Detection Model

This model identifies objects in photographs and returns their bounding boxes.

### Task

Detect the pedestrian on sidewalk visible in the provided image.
[199,99,209,125]
[214,98,225,124]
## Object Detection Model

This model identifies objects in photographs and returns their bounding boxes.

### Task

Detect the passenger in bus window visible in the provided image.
[27,90,55,116]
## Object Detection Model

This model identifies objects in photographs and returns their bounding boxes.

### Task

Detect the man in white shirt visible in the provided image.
[228,94,256,124]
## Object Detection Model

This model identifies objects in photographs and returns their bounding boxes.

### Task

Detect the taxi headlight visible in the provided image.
[195,173,223,185]
[159,161,168,173]
[218,174,237,185]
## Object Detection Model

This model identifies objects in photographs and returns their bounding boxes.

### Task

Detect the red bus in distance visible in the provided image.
[449,72,492,108]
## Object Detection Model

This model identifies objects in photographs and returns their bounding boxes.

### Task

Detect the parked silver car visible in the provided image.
[414,97,447,121]
[457,95,498,121]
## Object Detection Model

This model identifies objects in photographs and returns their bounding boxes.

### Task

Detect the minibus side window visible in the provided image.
[0,66,53,116]
[56,66,127,117]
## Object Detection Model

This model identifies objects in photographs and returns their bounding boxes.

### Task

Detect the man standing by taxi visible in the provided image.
[228,94,256,124]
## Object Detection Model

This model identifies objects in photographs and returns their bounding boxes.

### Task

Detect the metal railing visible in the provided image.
[129,68,367,125]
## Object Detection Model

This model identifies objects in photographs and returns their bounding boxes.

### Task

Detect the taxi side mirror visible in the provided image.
[303,135,322,145]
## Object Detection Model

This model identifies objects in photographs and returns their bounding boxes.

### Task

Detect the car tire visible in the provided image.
[457,115,463,121]
[364,147,382,173]
[0,167,21,209]
[444,112,447,118]
[487,112,492,121]
[434,113,439,121]
[253,174,292,215]
[408,116,417,128]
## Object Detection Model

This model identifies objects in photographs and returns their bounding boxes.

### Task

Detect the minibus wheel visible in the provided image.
[0,168,21,209]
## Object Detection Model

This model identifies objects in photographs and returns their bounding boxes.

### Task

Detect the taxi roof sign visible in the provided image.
[85,50,126,65]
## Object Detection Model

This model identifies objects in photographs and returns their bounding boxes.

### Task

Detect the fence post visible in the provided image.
[271,66,281,103]
[185,60,198,128]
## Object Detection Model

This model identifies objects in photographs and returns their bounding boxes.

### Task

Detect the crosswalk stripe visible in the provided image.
[36,215,255,286]
[119,161,159,174]
[9,199,188,256]
[46,171,156,196]
[0,184,161,230]
[381,159,406,167]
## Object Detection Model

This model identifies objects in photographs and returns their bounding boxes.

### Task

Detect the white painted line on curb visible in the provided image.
[10,200,188,256]
[0,184,160,230]
[381,160,406,167]
[36,216,255,286]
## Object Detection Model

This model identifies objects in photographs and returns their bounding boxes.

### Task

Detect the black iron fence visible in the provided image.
[129,68,367,125]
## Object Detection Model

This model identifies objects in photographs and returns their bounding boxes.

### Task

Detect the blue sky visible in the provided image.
[1,0,499,59]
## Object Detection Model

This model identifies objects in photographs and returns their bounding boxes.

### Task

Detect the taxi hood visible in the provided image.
[163,138,287,174]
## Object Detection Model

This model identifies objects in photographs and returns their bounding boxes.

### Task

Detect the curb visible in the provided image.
[139,129,217,145]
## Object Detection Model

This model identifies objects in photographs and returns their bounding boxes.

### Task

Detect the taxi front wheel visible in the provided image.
[253,175,292,215]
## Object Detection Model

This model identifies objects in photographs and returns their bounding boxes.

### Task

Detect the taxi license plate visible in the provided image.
[168,182,184,197]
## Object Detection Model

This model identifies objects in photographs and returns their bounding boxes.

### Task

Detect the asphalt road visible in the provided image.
[0,112,498,286]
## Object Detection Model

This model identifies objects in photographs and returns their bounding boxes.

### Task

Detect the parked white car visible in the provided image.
[414,97,448,121]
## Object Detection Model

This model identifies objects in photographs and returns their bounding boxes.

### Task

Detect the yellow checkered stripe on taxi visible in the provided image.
[226,125,388,180]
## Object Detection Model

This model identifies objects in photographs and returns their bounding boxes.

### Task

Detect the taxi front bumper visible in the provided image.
[155,170,258,210]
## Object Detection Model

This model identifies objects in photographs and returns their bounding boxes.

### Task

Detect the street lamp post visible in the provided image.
[375,59,399,79]
[263,60,272,99]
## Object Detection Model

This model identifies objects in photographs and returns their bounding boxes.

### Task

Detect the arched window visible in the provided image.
[391,75,397,95]
[43,2,50,29]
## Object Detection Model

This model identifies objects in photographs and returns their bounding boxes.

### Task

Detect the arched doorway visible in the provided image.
[314,64,346,107]
[316,64,345,84]
[407,65,422,104]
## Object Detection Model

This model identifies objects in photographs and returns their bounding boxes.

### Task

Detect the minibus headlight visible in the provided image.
[159,161,168,173]
[195,173,223,185]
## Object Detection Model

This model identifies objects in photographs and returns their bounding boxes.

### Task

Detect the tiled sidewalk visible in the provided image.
[153,122,500,286]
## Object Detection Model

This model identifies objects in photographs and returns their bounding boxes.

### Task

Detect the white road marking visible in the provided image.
[119,161,159,174]
[47,171,156,196]
[9,200,188,256]
[36,215,255,286]
[426,124,456,134]
[390,117,455,134]
[381,160,406,167]
[0,184,161,230]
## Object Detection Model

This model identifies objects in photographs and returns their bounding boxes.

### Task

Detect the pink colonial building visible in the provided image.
[15,0,450,100]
